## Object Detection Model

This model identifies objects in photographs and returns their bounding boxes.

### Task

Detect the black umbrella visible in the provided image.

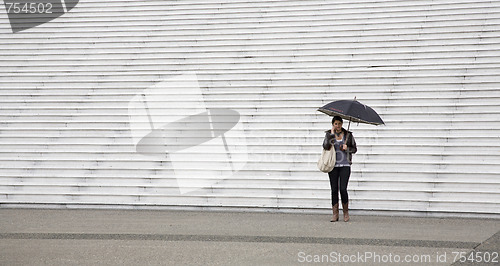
[317,99,384,129]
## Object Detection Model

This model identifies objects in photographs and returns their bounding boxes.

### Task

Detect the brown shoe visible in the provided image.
[342,203,350,222]
[330,203,339,222]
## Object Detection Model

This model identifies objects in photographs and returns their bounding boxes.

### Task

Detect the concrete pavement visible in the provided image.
[0,209,498,265]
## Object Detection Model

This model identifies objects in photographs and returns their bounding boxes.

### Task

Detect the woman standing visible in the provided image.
[323,116,357,222]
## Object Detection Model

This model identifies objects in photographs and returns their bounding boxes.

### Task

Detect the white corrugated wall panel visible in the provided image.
[0,0,499,217]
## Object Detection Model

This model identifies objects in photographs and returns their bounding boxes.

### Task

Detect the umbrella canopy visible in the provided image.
[318,99,384,126]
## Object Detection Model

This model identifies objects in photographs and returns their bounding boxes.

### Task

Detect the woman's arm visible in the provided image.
[347,133,357,154]
[323,132,334,150]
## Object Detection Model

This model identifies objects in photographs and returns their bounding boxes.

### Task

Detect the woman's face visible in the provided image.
[333,120,343,132]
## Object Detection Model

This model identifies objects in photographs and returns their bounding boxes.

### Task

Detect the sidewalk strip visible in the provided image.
[0,233,478,249]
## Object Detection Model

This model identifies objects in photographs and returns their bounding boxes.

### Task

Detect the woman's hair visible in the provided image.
[332,116,343,124]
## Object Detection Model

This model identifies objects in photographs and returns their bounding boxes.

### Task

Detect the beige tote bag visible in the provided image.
[317,147,336,173]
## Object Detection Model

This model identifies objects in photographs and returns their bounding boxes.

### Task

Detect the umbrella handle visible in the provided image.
[344,132,351,151]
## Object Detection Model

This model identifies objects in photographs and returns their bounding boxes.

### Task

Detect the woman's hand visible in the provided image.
[342,144,348,151]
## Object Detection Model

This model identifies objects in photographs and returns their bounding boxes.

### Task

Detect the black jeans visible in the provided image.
[328,166,351,205]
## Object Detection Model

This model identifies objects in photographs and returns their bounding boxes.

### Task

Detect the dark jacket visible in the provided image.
[322,128,357,164]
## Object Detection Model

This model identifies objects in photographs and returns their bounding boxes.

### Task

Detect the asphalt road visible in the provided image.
[0,209,498,265]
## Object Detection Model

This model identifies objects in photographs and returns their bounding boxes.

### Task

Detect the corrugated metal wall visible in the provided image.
[1,0,499,217]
